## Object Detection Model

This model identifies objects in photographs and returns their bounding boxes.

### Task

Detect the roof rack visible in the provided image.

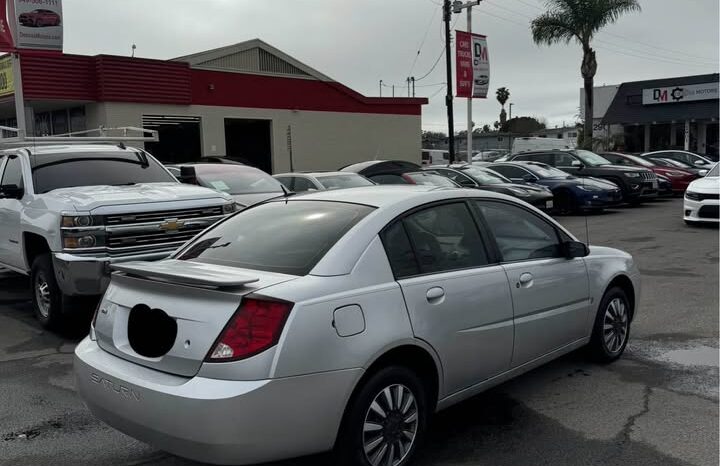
[0,126,159,147]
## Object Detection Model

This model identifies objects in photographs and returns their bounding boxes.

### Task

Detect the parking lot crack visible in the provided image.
[620,385,652,443]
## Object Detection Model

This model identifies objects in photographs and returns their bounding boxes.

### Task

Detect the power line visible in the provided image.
[408,3,441,77]
[483,2,719,67]
[416,15,459,82]
[502,0,720,63]
[427,84,447,99]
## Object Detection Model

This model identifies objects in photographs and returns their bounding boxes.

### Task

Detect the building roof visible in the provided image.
[602,73,719,125]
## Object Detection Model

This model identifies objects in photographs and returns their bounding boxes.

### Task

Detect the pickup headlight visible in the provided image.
[222,202,238,214]
[624,172,641,178]
[61,215,105,249]
[507,187,530,197]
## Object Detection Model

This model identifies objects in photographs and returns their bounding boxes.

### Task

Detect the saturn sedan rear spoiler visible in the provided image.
[110,260,259,288]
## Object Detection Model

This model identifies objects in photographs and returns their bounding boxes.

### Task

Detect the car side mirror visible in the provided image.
[0,184,23,199]
[570,160,583,167]
[458,178,477,187]
[694,160,707,167]
[562,240,589,259]
[522,174,538,182]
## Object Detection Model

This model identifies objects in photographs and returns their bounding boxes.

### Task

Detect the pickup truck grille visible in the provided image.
[101,205,227,255]
[107,227,207,251]
[105,206,224,225]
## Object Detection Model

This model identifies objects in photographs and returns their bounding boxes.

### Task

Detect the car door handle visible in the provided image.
[426,287,445,303]
[517,272,534,288]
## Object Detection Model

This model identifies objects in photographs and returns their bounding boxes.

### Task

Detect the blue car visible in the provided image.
[486,161,623,213]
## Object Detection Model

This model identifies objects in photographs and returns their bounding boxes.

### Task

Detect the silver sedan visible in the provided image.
[74,186,640,466]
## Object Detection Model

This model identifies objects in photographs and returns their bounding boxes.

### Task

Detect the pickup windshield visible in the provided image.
[32,152,176,193]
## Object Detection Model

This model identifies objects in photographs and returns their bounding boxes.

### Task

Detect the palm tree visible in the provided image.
[531,0,640,149]
[496,87,510,127]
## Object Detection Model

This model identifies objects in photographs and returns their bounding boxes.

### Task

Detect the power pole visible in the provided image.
[443,0,455,163]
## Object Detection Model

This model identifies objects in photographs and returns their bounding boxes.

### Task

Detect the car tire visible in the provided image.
[554,189,577,214]
[335,366,429,466]
[588,287,631,363]
[31,254,64,330]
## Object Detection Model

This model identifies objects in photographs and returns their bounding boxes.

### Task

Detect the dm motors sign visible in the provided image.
[456,30,489,99]
[9,0,63,51]
[642,82,719,105]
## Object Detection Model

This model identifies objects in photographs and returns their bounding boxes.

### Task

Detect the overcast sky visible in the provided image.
[63,0,719,132]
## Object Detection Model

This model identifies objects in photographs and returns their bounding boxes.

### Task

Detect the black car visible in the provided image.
[508,150,657,203]
[486,161,622,213]
[427,164,554,210]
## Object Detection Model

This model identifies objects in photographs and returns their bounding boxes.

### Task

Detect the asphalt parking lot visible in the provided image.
[0,198,717,466]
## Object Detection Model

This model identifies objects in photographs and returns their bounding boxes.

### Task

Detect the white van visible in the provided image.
[511,137,576,154]
[421,149,450,165]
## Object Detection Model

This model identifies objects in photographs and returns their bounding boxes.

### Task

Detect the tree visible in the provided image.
[505,116,546,134]
[496,87,510,127]
[531,0,640,149]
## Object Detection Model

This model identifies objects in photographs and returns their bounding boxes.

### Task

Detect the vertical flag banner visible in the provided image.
[471,34,489,98]
[0,0,15,51]
[455,30,472,98]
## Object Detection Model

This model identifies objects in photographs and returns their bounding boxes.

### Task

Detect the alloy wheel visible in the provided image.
[35,272,51,319]
[363,384,418,466]
[603,297,628,354]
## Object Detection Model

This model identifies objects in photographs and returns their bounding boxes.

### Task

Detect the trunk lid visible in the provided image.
[94,260,297,377]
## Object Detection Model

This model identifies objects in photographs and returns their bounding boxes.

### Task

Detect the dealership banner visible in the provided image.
[642,82,719,105]
[10,0,63,51]
[0,54,13,96]
[0,0,14,51]
[456,31,489,99]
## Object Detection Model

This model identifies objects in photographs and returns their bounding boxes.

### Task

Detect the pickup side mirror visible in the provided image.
[562,240,589,258]
[0,184,23,199]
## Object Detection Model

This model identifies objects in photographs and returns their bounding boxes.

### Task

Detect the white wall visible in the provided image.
[96,102,421,173]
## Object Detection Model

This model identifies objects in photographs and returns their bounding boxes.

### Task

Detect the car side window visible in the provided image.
[490,165,528,179]
[290,177,317,192]
[401,202,489,275]
[476,201,562,262]
[274,176,292,190]
[555,153,578,168]
[1,156,24,189]
[370,174,408,184]
[380,221,420,278]
[435,169,476,187]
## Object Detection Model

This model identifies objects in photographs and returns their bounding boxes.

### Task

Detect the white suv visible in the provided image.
[0,144,235,329]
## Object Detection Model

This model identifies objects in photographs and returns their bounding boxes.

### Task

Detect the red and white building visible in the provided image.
[0,39,427,172]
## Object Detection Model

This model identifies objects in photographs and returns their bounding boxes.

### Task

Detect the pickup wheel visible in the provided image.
[31,254,63,330]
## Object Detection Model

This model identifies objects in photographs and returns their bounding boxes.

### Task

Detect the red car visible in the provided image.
[19,9,61,27]
[601,152,697,194]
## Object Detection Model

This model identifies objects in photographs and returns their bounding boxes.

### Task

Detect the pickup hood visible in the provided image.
[687,176,720,193]
[46,183,230,211]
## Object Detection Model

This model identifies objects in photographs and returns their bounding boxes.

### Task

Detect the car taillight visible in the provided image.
[206,298,293,362]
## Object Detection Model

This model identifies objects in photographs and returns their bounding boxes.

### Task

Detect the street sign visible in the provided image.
[10,0,63,51]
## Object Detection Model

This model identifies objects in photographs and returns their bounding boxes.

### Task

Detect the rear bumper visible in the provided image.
[74,338,361,465]
[52,250,174,296]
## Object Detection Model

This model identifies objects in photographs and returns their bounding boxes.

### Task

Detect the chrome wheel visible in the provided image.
[603,297,628,354]
[34,272,51,319]
[363,384,418,466]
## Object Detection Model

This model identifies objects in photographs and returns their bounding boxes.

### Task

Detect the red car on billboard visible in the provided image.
[19,9,61,28]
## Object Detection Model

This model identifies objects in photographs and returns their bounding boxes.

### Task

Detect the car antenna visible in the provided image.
[280,183,292,203]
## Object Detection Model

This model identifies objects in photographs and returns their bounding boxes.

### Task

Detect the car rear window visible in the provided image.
[31,152,176,193]
[316,174,374,190]
[177,201,375,275]
[195,166,284,194]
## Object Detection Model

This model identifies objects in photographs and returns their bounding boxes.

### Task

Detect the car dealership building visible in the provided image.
[0,40,427,173]
[582,73,719,155]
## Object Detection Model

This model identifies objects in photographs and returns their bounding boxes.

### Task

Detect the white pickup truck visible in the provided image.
[0,144,237,329]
